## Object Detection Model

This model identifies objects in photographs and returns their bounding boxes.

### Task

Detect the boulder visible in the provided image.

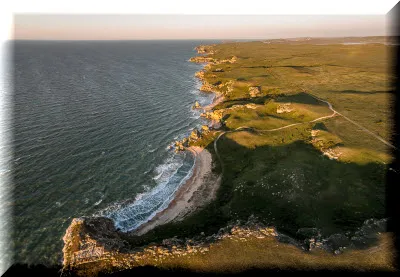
[190,129,201,141]
[192,101,201,109]
[201,125,210,134]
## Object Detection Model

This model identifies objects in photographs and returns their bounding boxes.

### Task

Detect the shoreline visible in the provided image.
[61,40,395,274]
[134,146,219,235]
[133,53,221,235]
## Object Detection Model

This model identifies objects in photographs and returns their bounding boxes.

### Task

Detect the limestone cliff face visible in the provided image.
[62,215,281,276]
[62,217,129,271]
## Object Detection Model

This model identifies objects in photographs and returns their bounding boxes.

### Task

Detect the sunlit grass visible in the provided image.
[157,233,395,273]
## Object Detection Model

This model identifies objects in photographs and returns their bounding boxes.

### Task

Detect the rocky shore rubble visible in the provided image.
[174,125,211,152]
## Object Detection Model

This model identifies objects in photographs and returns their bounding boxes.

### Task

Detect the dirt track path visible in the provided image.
[213,93,396,164]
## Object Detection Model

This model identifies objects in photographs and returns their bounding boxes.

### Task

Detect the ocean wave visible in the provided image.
[94,199,103,206]
[143,169,151,175]
[152,154,183,180]
[94,192,105,206]
[102,151,195,232]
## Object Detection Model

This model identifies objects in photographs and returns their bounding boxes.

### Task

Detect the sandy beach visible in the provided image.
[134,146,220,235]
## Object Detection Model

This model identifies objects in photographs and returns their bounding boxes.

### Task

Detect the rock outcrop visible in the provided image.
[62,217,129,271]
[249,86,262,97]
[194,71,205,80]
[195,45,215,54]
[310,129,342,160]
[276,103,294,113]
[200,109,224,121]
[192,101,201,109]
[189,55,237,66]
[174,138,189,152]
[189,129,201,141]
[173,127,213,152]
[200,81,217,93]
[219,56,237,64]
[200,104,258,123]
[189,56,214,63]
[201,125,210,134]
[213,68,224,72]
[245,103,257,109]
[62,216,282,275]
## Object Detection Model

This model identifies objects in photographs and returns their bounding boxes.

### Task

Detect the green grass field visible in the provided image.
[205,40,394,141]
[128,37,393,247]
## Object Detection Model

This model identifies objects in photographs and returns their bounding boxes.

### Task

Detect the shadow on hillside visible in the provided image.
[274,92,326,105]
[118,134,388,252]
[275,65,319,75]
[216,92,328,110]
[55,132,395,274]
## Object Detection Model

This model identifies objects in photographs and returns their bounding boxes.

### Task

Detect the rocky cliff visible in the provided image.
[62,215,285,275]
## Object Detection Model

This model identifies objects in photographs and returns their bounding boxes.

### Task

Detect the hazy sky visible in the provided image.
[14,14,388,40]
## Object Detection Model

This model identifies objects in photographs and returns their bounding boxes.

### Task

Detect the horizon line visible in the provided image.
[9,35,391,42]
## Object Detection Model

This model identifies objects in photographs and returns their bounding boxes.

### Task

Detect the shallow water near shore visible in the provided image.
[12,40,217,265]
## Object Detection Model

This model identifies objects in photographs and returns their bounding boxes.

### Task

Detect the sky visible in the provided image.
[13,14,389,40]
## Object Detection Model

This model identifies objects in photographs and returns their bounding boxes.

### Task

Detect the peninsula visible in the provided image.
[62,37,396,275]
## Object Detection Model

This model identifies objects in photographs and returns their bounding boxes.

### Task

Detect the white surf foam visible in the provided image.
[101,151,195,232]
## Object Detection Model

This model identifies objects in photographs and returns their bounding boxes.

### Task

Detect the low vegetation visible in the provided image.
[66,37,397,274]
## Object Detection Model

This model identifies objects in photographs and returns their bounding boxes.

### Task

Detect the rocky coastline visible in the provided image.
[61,44,394,275]
[62,44,230,273]
[173,46,237,153]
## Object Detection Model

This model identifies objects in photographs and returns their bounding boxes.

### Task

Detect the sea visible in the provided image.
[11,40,218,265]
